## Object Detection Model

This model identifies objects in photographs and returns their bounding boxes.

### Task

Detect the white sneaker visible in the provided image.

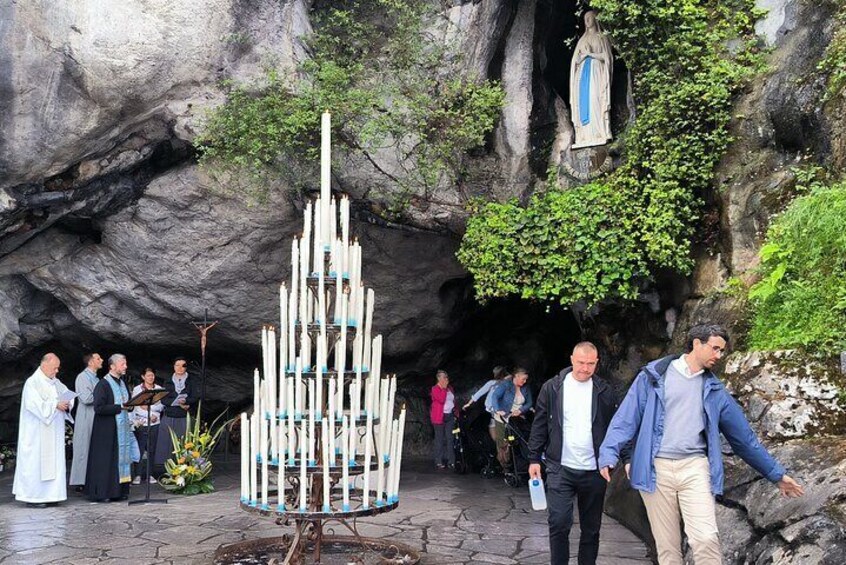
[148,476,157,484]
[131,476,141,485]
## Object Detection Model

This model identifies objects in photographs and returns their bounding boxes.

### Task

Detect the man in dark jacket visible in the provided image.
[528,341,617,565]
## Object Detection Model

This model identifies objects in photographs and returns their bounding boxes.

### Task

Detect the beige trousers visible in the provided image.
[640,456,721,565]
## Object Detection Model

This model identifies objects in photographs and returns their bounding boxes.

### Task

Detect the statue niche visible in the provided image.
[569,10,613,149]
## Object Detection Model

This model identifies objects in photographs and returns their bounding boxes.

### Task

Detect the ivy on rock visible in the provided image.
[196,0,504,200]
[748,176,846,354]
[458,0,764,306]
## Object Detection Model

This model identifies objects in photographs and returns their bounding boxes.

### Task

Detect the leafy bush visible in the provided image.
[458,0,763,305]
[196,0,504,199]
[819,0,846,101]
[747,180,846,353]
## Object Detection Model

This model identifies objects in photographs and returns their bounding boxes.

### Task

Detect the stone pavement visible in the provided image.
[0,460,650,564]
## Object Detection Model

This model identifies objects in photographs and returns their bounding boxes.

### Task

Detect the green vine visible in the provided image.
[196,0,504,202]
[819,0,846,101]
[748,174,846,354]
[458,0,764,305]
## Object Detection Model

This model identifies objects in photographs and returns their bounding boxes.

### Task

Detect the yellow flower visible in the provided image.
[191,450,201,459]
[184,441,195,449]
[177,457,186,465]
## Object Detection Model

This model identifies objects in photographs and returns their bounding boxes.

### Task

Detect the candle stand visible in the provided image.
[220,113,416,565]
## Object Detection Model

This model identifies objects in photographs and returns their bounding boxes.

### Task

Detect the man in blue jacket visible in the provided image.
[598,324,804,565]
[528,342,618,565]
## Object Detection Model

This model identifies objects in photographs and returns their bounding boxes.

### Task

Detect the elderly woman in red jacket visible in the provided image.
[430,370,458,469]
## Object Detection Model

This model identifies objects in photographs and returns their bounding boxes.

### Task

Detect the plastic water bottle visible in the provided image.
[528,477,547,510]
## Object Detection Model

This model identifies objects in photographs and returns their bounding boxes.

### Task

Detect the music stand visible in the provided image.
[125,388,169,505]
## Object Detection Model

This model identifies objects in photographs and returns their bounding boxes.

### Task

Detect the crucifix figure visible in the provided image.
[192,308,219,403]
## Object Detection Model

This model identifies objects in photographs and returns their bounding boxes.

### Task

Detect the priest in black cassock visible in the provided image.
[85,353,133,502]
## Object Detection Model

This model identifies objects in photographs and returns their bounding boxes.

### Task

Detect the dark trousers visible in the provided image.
[546,464,607,565]
[433,413,456,465]
[134,425,159,479]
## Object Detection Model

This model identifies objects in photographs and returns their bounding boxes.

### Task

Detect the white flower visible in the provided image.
[176,476,185,487]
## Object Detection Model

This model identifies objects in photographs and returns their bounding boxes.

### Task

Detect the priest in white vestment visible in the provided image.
[12,353,75,505]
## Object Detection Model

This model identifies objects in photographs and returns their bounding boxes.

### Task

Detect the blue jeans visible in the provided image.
[546,462,606,565]
[433,413,455,466]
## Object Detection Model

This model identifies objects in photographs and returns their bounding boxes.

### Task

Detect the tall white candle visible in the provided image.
[261,327,269,414]
[279,283,287,399]
[356,285,365,335]
[350,409,358,464]
[321,418,331,512]
[367,335,382,415]
[375,419,387,505]
[313,198,322,275]
[278,416,286,510]
[334,240,342,323]
[268,327,277,460]
[353,367,362,420]
[308,378,316,465]
[329,197,337,252]
[355,243,363,288]
[316,345,324,419]
[289,246,298,370]
[287,377,296,465]
[336,373,344,425]
[261,417,269,508]
[299,420,307,511]
[363,412,373,509]
[277,403,286,465]
[387,375,397,435]
[321,112,331,221]
[250,414,258,504]
[302,201,312,278]
[341,415,350,511]
[253,368,260,420]
[339,282,348,365]
[378,376,391,463]
[295,357,303,418]
[348,243,358,324]
[392,406,407,502]
[341,197,350,274]
[240,412,248,501]
[387,418,399,502]
[363,289,374,371]
[328,378,336,466]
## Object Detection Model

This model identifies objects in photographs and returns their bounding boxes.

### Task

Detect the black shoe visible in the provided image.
[73,486,84,493]
[26,503,48,508]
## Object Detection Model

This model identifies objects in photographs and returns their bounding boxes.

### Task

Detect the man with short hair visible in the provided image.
[69,352,103,490]
[13,353,74,506]
[85,353,133,502]
[599,324,805,565]
[528,342,617,565]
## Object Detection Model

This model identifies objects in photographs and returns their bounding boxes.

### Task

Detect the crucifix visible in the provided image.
[192,308,219,404]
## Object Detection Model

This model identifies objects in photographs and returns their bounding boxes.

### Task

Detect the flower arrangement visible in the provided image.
[0,445,15,472]
[159,406,227,495]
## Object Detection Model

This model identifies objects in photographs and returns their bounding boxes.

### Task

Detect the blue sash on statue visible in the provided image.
[579,57,593,126]
[106,376,132,483]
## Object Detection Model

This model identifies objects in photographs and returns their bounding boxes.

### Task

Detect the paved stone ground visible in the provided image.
[0,459,650,564]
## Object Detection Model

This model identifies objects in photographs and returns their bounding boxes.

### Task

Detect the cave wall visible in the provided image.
[3,0,642,439]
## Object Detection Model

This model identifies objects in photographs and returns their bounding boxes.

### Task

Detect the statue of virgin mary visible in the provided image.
[569,11,613,149]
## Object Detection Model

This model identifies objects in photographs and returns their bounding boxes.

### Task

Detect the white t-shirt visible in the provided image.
[443,390,455,415]
[560,373,596,470]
